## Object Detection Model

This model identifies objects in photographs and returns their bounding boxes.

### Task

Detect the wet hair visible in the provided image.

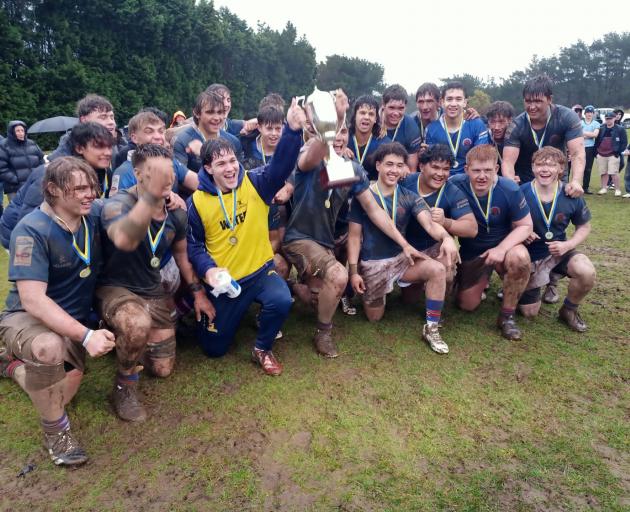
[131,143,173,168]
[441,81,467,99]
[523,75,553,99]
[415,83,440,102]
[76,94,113,117]
[128,112,164,135]
[349,95,381,137]
[257,106,284,126]
[140,107,169,127]
[259,93,286,112]
[43,156,100,205]
[201,138,237,166]
[205,83,230,97]
[382,84,408,105]
[486,101,515,120]
[418,144,454,166]
[69,122,114,154]
[465,144,498,165]
[532,146,566,169]
[373,142,408,163]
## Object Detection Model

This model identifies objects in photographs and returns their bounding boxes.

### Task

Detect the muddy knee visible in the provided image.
[324,262,348,295]
[24,333,66,391]
[145,336,176,378]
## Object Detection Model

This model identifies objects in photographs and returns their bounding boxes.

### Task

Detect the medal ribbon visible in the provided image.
[353,134,373,165]
[147,210,168,258]
[257,135,267,165]
[391,120,401,142]
[217,187,238,232]
[374,183,398,224]
[440,115,464,162]
[526,110,551,149]
[531,181,559,233]
[489,132,503,165]
[55,215,91,267]
[101,169,109,198]
[469,181,495,232]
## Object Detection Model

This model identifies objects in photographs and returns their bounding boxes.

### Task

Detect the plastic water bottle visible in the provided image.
[211,270,241,298]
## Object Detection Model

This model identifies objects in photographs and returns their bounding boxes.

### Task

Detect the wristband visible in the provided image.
[349,263,358,276]
[189,282,204,293]
[82,329,94,348]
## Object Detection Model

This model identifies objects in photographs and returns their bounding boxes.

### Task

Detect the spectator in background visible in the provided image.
[581,106,600,194]
[623,143,630,198]
[0,120,44,201]
[170,111,187,128]
[614,109,626,175]
[595,112,627,196]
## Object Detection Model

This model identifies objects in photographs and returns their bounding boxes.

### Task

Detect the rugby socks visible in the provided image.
[1,358,23,379]
[42,412,70,434]
[116,371,139,387]
[426,299,444,326]
[563,298,579,310]
[316,321,333,331]
[500,306,516,318]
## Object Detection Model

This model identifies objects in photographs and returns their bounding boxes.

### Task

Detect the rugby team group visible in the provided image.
[0,74,604,466]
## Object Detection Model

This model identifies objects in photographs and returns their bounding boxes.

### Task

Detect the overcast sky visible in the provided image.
[213,0,630,94]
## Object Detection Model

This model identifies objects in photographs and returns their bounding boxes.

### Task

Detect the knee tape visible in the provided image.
[145,336,176,360]
[24,358,65,392]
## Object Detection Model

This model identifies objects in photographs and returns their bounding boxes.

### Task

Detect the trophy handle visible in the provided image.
[295,95,306,109]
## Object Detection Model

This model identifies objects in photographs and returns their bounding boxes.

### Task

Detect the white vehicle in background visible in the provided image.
[621,113,630,129]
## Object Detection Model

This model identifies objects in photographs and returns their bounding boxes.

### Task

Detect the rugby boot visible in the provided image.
[43,428,88,466]
[496,313,522,341]
[542,283,559,304]
[111,383,147,422]
[340,296,357,316]
[558,305,587,332]
[313,329,338,358]
[422,323,449,354]
[251,348,283,376]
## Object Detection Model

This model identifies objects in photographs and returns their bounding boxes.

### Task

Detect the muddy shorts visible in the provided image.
[360,252,410,306]
[456,256,495,291]
[160,256,181,296]
[283,239,339,281]
[96,286,176,329]
[519,250,580,305]
[0,311,86,390]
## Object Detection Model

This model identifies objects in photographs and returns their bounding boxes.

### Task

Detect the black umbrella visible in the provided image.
[28,116,79,134]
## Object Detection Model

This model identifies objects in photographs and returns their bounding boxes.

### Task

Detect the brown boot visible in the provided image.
[558,305,587,332]
[313,329,338,358]
[251,348,283,376]
[497,314,522,341]
[111,383,147,422]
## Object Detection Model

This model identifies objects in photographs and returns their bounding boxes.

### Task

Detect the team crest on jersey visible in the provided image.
[490,206,501,216]
[463,138,472,147]
[555,212,566,223]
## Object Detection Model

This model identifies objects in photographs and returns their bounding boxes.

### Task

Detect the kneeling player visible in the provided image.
[518,147,595,331]
[399,144,477,303]
[452,145,533,340]
[347,143,459,353]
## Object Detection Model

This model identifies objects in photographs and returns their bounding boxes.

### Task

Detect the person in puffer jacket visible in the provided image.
[0,121,44,199]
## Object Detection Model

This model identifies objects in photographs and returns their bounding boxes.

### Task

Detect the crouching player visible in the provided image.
[518,147,595,331]
[452,145,533,340]
[399,144,477,303]
[186,99,305,376]
[347,143,459,353]
[0,155,172,465]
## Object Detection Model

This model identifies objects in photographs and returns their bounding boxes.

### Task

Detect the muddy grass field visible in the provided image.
[0,192,628,511]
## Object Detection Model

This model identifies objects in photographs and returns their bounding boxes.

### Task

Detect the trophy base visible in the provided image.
[319,161,359,190]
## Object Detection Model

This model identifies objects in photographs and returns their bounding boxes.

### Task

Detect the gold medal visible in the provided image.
[150,256,160,268]
[324,199,331,209]
[79,267,91,279]
[229,235,238,245]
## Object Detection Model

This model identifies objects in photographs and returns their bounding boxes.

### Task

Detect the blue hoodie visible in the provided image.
[187,125,301,284]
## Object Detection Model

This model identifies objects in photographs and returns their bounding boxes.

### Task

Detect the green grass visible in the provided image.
[1,180,629,511]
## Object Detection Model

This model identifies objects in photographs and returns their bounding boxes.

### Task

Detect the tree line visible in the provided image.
[1,1,629,130]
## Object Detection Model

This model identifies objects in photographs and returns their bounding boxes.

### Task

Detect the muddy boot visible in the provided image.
[496,313,522,341]
[44,428,88,466]
[111,382,147,422]
[558,305,587,332]
[313,328,338,358]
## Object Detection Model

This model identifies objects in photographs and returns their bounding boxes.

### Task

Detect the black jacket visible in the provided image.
[594,124,628,157]
[0,121,45,194]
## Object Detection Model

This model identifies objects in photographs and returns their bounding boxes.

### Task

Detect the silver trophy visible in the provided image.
[297,87,358,188]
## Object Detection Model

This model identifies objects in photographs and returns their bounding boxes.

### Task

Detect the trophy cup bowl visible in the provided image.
[297,87,359,189]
